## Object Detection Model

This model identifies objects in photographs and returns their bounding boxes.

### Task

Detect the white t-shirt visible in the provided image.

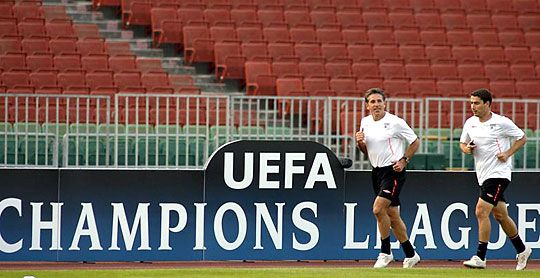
[360,112,418,168]
[460,112,525,185]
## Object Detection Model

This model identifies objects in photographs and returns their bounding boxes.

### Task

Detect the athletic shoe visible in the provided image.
[463,255,486,269]
[373,253,394,268]
[516,246,532,270]
[403,252,421,268]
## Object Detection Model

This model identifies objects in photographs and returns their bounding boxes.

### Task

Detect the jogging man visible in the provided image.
[460,88,532,270]
[356,88,421,268]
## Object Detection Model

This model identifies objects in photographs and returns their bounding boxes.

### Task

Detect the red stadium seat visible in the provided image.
[478,45,506,63]
[0,37,22,55]
[395,26,422,45]
[18,20,47,38]
[49,37,77,55]
[437,78,463,97]
[231,7,258,25]
[415,10,442,29]
[484,61,511,80]
[257,8,285,27]
[77,38,105,56]
[73,24,101,39]
[325,59,352,78]
[420,27,447,45]
[58,70,86,90]
[151,7,179,47]
[268,42,295,60]
[242,41,268,61]
[214,41,245,81]
[276,77,306,115]
[317,26,343,43]
[466,11,492,30]
[406,59,432,78]
[451,45,479,63]
[384,77,412,98]
[352,59,380,78]
[86,70,115,91]
[263,25,290,43]
[498,28,526,46]
[336,9,363,27]
[45,20,75,39]
[447,27,474,45]
[21,37,49,55]
[183,23,213,64]
[472,27,500,46]
[0,52,26,71]
[0,19,18,38]
[388,8,415,28]
[441,9,468,30]
[490,79,517,98]
[330,77,357,96]
[109,55,136,72]
[299,57,326,77]
[290,25,317,43]
[425,44,452,61]
[356,77,384,92]
[310,9,337,28]
[368,26,395,44]
[273,60,300,78]
[379,59,406,78]
[114,71,142,90]
[294,42,321,61]
[458,60,485,79]
[122,0,152,27]
[510,61,537,80]
[30,70,58,88]
[504,45,531,63]
[284,9,312,27]
[373,43,400,61]
[321,42,348,61]
[431,59,459,79]
[26,53,54,71]
[362,7,390,28]
[347,43,374,62]
[245,61,275,95]
[54,53,81,71]
[2,69,30,88]
[400,43,426,62]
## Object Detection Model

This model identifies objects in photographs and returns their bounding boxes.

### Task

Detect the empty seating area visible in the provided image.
[111,0,540,99]
[0,1,200,116]
[1,0,539,169]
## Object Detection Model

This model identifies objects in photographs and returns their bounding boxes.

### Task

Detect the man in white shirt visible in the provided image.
[460,88,531,270]
[355,88,421,268]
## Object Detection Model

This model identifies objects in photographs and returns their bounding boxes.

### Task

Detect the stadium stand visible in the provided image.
[1,0,539,170]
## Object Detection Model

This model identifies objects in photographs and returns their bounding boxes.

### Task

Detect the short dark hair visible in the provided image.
[365,88,386,102]
[471,88,492,105]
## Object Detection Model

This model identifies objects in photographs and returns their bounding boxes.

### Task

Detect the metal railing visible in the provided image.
[1,93,538,170]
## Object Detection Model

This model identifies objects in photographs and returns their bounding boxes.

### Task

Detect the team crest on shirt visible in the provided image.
[489,124,497,129]
[384,123,390,129]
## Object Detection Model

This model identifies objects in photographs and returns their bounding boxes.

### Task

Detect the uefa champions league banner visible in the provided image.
[0,140,539,261]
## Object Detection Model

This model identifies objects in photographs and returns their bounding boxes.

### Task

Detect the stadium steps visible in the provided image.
[45,0,242,95]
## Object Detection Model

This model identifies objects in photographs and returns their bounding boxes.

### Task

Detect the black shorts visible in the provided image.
[479,178,510,206]
[372,165,406,207]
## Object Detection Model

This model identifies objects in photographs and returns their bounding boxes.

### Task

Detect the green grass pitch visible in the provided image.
[1,268,539,278]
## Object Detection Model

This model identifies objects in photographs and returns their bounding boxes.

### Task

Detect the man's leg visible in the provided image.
[475,198,493,260]
[372,196,394,268]
[373,196,392,240]
[464,198,492,268]
[387,206,420,268]
[492,201,531,270]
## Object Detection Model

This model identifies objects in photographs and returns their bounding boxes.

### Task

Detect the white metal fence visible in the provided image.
[1,93,538,170]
